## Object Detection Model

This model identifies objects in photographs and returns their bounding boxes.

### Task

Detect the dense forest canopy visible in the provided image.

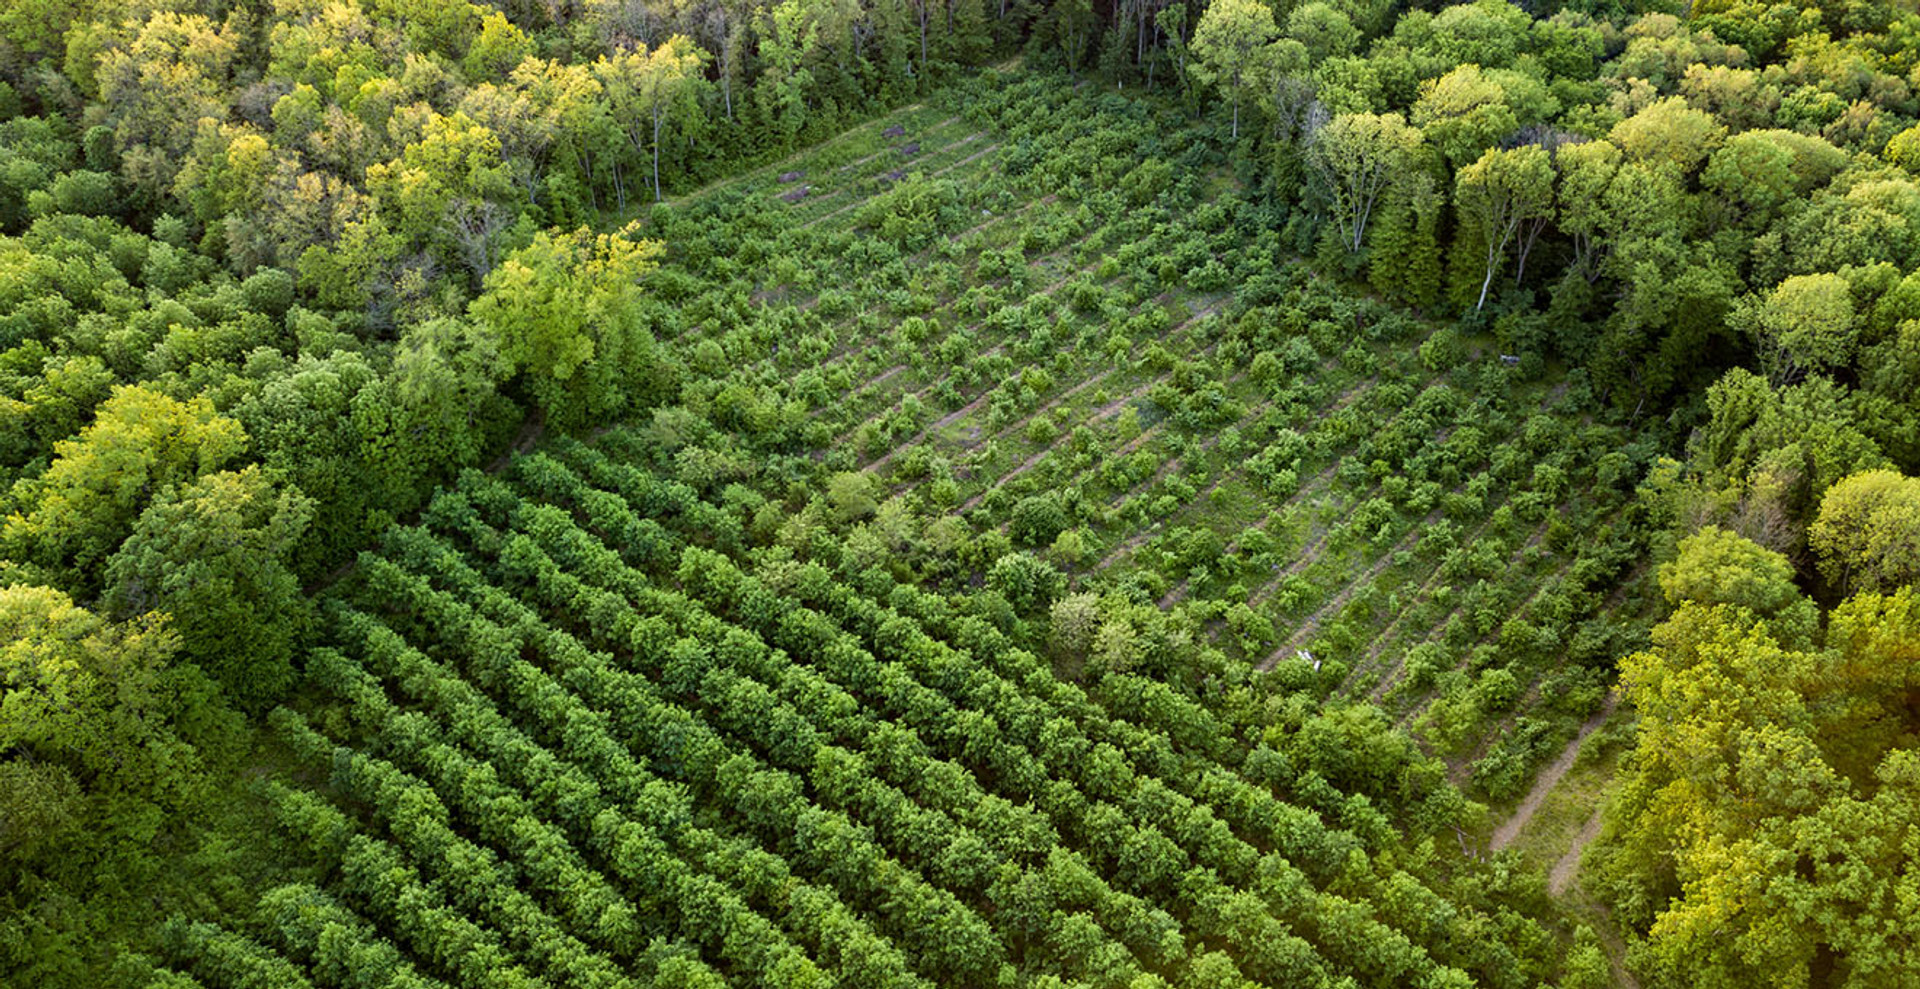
[2,0,1920,985]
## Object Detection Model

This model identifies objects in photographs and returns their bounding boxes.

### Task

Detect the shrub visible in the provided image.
[988,552,1067,613]
[1011,492,1070,547]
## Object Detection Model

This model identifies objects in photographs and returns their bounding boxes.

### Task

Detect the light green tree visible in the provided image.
[1305,111,1423,253]
[1811,469,1920,594]
[597,36,713,204]
[0,584,207,858]
[1284,1,1357,63]
[1188,0,1279,138]
[1454,144,1554,310]
[4,385,247,588]
[1411,64,1552,169]
[756,0,822,145]
[469,222,667,427]
[1751,272,1859,381]
[1609,96,1726,174]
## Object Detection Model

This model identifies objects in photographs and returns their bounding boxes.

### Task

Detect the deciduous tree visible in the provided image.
[104,467,313,709]
[1305,112,1422,254]
[1454,144,1554,310]
[598,36,713,204]
[3,385,247,588]
[1811,469,1920,594]
[1188,0,1279,138]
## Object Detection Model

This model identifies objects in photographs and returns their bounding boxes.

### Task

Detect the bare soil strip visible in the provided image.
[1489,693,1618,852]
[1257,504,1441,671]
[1549,805,1605,896]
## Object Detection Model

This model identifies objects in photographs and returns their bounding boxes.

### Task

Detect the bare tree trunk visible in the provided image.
[652,106,664,202]
[1230,69,1239,138]
[578,146,599,212]
[1145,20,1158,88]
[1515,214,1548,286]
[919,3,930,69]
[1136,0,1146,65]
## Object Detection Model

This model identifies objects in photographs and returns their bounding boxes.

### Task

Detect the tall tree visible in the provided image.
[598,36,713,204]
[1304,111,1422,253]
[469,222,669,427]
[93,12,238,205]
[1454,144,1554,310]
[1810,469,1920,594]
[1368,170,1443,307]
[0,585,210,858]
[1555,138,1621,280]
[757,0,823,145]
[1596,533,1920,986]
[1188,0,1279,138]
[686,0,751,119]
[2,386,247,589]
[1610,96,1726,175]
[1411,64,1554,170]
[103,467,313,711]
[1748,272,1860,383]
[1253,39,1316,194]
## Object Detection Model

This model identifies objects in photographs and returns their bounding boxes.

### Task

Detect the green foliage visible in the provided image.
[470,223,668,428]
[1810,469,1920,595]
[1660,526,1806,620]
[4,385,247,588]
[13,0,1920,980]
[987,551,1067,613]
[1010,492,1069,547]
[1187,0,1278,138]
[1748,278,1859,385]
[856,173,966,248]
[0,585,200,838]
[827,471,880,521]
[1595,580,1920,986]
[104,467,313,711]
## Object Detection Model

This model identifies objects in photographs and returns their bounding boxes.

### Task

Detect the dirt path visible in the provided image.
[861,255,1118,479]
[794,126,982,228]
[1489,694,1617,852]
[1550,805,1605,896]
[1092,391,1269,574]
[1243,467,1364,608]
[1356,507,1506,700]
[669,106,946,205]
[825,362,908,415]
[818,361,926,429]
[958,445,1053,512]
[978,365,1115,446]
[923,138,999,179]
[944,303,1238,525]
[1592,910,1644,989]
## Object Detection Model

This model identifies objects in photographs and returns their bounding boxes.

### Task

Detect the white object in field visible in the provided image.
[1298,649,1318,671]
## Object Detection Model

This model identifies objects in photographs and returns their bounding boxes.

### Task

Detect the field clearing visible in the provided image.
[646,93,1647,801]
[140,82,1650,989]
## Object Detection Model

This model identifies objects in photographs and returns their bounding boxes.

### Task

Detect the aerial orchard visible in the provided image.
[12,0,1920,978]
[125,82,1651,986]
[151,436,1565,988]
